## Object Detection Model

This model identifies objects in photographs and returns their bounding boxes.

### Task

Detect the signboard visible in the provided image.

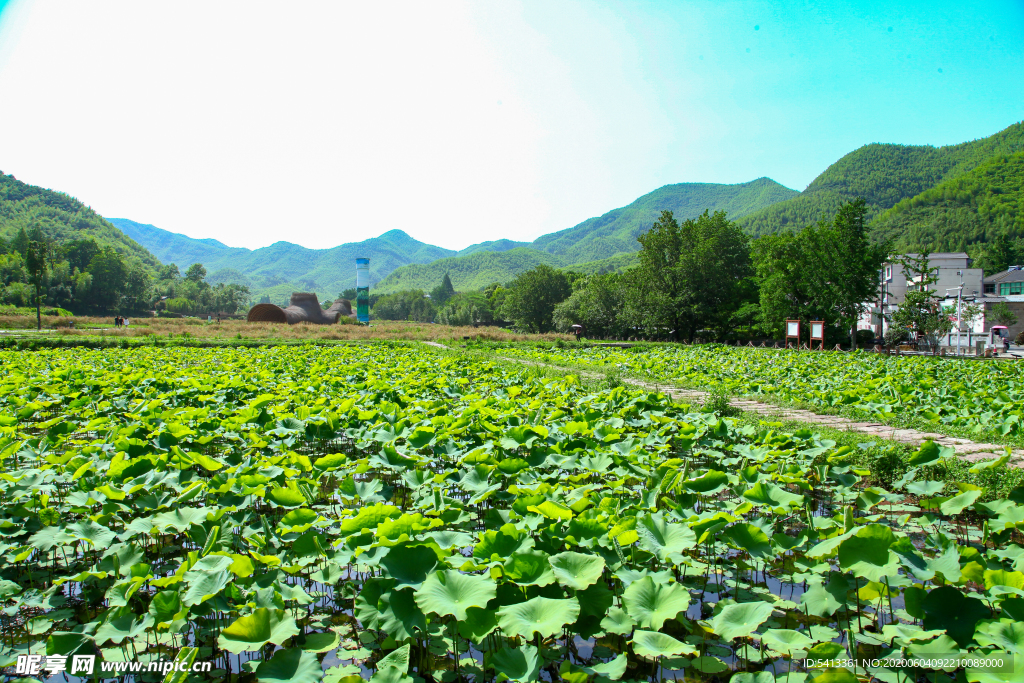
[810,320,825,350]
[785,320,800,349]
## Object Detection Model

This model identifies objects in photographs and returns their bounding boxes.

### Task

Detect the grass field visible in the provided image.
[0,343,1021,682]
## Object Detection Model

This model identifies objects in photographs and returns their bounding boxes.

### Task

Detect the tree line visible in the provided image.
[370,200,894,346]
[0,226,250,319]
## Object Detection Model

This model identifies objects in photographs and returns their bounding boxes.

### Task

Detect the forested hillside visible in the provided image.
[738,121,1024,236]
[1,173,159,270]
[870,151,1024,271]
[532,177,797,262]
[378,178,796,291]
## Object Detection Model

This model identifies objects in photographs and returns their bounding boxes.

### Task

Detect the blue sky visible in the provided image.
[0,0,1021,251]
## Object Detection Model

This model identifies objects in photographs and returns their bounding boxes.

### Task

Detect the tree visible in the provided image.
[499,265,573,333]
[886,253,949,353]
[553,273,627,339]
[63,239,102,274]
[431,273,456,307]
[121,265,152,313]
[990,302,1019,328]
[624,210,752,342]
[185,263,207,284]
[436,292,493,326]
[753,199,888,347]
[87,248,128,312]
[25,239,48,330]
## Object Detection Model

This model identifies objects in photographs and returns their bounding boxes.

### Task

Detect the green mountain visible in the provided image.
[871,151,1024,253]
[109,218,457,302]
[532,177,798,262]
[738,121,1024,237]
[0,172,159,270]
[377,177,797,292]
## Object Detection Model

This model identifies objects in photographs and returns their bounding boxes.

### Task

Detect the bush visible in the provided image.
[855,329,875,347]
[1016,330,1024,346]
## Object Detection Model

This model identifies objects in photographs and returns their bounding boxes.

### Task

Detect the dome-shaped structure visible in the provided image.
[247,303,288,323]
[246,293,356,325]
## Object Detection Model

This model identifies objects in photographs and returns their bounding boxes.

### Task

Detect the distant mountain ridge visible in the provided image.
[375,177,799,292]
[738,121,1024,237]
[108,218,457,303]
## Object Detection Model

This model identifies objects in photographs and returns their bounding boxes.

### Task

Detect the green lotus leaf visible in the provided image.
[974,619,1024,654]
[985,569,1024,590]
[46,631,93,657]
[339,504,401,536]
[631,630,693,658]
[580,653,627,680]
[761,628,815,652]
[722,523,773,559]
[837,524,897,578]
[743,481,804,508]
[65,519,117,548]
[810,669,858,683]
[711,601,776,641]
[300,630,341,653]
[267,483,307,508]
[378,643,411,671]
[279,508,321,531]
[693,656,729,674]
[906,480,944,496]
[182,569,230,606]
[731,673,776,683]
[380,544,438,588]
[806,642,844,659]
[600,606,636,635]
[939,489,981,516]
[576,580,615,618]
[414,570,497,621]
[217,608,300,654]
[459,606,499,643]
[94,609,152,645]
[908,441,938,466]
[148,589,183,622]
[489,644,541,682]
[379,587,427,640]
[636,512,696,562]
[369,668,413,683]
[527,500,574,520]
[163,646,199,683]
[475,525,534,561]
[921,585,991,647]
[504,550,556,586]
[684,470,729,493]
[548,551,605,590]
[254,648,323,683]
[355,577,394,629]
[622,576,690,630]
[496,596,581,639]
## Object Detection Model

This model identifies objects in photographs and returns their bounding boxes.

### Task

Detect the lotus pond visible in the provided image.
[0,344,1021,683]
[492,344,1024,441]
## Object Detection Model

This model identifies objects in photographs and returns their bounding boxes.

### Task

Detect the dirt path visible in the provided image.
[427,341,1024,467]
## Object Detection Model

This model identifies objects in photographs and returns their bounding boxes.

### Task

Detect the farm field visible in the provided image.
[490,344,1024,444]
[0,343,1021,682]
[0,316,568,345]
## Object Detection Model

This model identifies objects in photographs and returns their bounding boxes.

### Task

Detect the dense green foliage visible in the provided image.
[0,173,164,314]
[622,210,753,342]
[499,265,575,333]
[373,290,437,322]
[738,121,1024,239]
[872,152,1024,270]
[1,344,1021,682]
[753,200,888,345]
[498,343,1024,440]
[0,172,159,271]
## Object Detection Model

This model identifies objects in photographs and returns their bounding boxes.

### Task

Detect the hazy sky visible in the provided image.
[0,1,1021,251]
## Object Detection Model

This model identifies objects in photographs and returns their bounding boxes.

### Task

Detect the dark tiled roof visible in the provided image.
[984,268,1024,284]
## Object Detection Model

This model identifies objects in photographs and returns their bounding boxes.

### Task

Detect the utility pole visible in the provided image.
[946,269,965,356]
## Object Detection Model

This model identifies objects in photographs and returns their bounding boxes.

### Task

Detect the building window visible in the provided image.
[1001,283,1010,295]
[984,283,995,294]
[884,265,893,281]
[1014,282,1024,295]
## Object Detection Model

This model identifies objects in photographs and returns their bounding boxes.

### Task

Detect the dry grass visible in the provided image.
[2,315,570,343]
